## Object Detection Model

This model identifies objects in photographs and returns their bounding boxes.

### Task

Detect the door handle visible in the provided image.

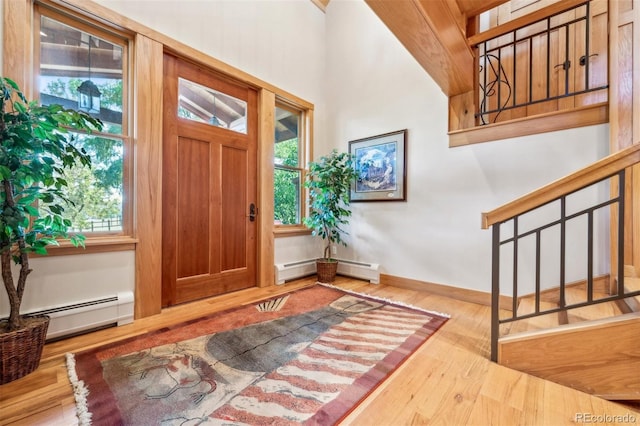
[249,203,257,222]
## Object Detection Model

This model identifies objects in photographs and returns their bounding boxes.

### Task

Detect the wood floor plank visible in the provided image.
[0,276,637,425]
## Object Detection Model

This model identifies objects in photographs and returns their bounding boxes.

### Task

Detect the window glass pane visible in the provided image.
[39,16,123,135]
[178,77,247,134]
[274,106,299,167]
[274,138,299,168]
[61,134,123,232]
[274,168,301,225]
[38,14,126,235]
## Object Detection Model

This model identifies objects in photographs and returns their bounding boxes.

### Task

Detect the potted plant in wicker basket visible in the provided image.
[303,149,356,283]
[0,77,101,384]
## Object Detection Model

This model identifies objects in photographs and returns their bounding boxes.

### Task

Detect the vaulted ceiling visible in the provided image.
[314,0,511,97]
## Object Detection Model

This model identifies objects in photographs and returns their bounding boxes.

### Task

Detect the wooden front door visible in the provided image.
[162,54,258,306]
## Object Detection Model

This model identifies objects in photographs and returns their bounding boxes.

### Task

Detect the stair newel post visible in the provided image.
[491,223,501,362]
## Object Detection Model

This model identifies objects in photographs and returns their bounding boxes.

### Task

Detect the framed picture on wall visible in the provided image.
[349,129,407,202]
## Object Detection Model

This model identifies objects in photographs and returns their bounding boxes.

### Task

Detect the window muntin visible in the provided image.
[177,77,248,134]
[274,105,304,226]
[37,11,128,235]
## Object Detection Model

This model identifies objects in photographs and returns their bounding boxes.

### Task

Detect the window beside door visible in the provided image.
[274,103,308,230]
[36,10,130,235]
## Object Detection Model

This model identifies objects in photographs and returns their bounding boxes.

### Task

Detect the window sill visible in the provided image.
[448,103,609,147]
[274,226,312,238]
[31,236,138,257]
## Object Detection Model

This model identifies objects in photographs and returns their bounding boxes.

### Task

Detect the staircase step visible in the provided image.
[622,276,640,312]
[538,275,610,303]
[564,287,625,322]
[501,274,639,338]
[504,297,561,336]
[498,312,640,401]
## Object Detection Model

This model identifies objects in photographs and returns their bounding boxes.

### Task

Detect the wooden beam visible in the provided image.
[365,0,475,96]
[455,0,508,19]
[310,0,330,12]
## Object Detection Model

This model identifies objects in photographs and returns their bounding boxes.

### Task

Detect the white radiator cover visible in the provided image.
[275,259,380,285]
[24,291,134,340]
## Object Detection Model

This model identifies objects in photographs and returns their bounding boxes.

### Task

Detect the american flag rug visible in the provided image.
[66,284,448,425]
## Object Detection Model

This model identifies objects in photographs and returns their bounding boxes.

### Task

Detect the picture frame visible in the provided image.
[349,129,407,202]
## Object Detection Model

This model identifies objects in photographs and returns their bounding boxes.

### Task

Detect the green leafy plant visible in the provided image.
[303,149,357,260]
[0,77,102,332]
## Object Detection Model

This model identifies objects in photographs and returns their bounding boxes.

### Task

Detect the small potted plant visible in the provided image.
[0,77,102,384]
[303,149,356,283]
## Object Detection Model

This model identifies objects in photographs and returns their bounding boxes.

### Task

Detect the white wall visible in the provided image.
[323,0,610,293]
[0,252,135,315]
[95,0,326,104]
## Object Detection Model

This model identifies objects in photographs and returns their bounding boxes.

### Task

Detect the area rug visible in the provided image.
[66,284,449,425]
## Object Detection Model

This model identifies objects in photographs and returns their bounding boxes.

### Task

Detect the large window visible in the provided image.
[36,10,129,234]
[274,104,305,227]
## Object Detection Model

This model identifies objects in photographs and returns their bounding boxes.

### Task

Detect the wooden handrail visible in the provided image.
[482,143,640,229]
[467,0,587,47]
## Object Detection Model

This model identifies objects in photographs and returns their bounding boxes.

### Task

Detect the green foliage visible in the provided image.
[274,169,299,225]
[43,78,123,229]
[44,77,121,112]
[303,149,356,259]
[275,138,298,167]
[59,162,121,231]
[0,76,102,254]
[274,138,300,225]
[0,76,102,330]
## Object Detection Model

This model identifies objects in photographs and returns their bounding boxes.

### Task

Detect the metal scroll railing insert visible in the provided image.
[475,1,608,125]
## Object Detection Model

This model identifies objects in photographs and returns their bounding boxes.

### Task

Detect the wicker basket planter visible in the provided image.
[0,315,50,384]
[316,259,338,283]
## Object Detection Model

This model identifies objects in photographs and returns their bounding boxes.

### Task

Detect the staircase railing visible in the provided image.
[482,143,640,362]
[469,0,608,125]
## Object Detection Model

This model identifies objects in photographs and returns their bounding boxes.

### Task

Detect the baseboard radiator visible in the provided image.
[23,291,134,340]
[275,259,380,285]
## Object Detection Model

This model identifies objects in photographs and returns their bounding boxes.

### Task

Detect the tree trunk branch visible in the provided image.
[1,178,30,330]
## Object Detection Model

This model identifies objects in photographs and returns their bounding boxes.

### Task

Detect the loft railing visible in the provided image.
[482,144,640,362]
[470,0,608,125]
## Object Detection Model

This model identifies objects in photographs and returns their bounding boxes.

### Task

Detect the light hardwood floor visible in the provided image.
[1,276,638,425]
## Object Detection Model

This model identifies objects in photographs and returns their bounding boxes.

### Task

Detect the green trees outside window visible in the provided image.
[274,137,301,225]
